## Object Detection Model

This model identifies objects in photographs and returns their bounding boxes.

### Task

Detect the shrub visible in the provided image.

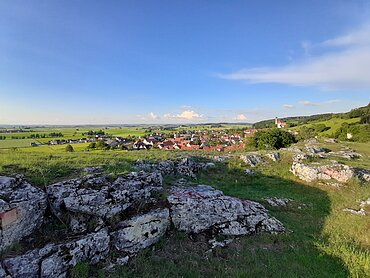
[95,140,106,149]
[65,144,74,152]
[248,129,296,150]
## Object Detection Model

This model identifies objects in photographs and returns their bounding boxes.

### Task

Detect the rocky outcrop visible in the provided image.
[112,209,170,254]
[265,197,292,207]
[329,150,362,160]
[245,169,256,176]
[291,162,355,183]
[3,229,110,278]
[305,146,327,154]
[0,176,47,252]
[291,161,370,184]
[47,172,163,233]
[168,185,284,236]
[240,154,264,167]
[136,157,214,179]
[266,152,280,162]
[136,160,175,176]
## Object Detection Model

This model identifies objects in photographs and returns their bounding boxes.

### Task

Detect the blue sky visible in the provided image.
[0,0,369,124]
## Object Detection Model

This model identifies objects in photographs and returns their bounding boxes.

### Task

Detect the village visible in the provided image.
[42,118,289,152]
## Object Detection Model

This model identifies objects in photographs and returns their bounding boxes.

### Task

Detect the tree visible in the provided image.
[95,140,106,149]
[248,129,296,150]
[65,144,74,152]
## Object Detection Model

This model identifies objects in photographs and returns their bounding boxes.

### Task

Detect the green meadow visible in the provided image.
[0,138,369,277]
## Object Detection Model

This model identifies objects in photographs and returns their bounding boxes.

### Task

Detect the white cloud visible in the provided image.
[163,110,203,120]
[219,24,370,90]
[148,112,158,120]
[234,114,247,121]
[299,100,320,106]
[283,104,295,109]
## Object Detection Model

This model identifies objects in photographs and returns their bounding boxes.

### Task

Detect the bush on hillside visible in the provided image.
[248,129,296,150]
[334,122,370,142]
[65,144,74,152]
[95,140,106,149]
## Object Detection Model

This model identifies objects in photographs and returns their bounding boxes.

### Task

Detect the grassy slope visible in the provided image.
[0,144,369,277]
[291,117,360,137]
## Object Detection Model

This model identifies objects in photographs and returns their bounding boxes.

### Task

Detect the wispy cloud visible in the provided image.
[283,104,295,109]
[148,112,158,120]
[219,24,370,90]
[234,114,247,121]
[299,100,320,106]
[163,110,203,120]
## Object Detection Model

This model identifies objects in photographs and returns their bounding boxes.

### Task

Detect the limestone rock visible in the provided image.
[354,168,370,182]
[330,150,362,160]
[4,243,58,278]
[245,169,256,176]
[305,146,327,154]
[265,197,292,207]
[291,162,355,183]
[3,229,110,278]
[240,154,264,167]
[0,176,47,252]
[112,209,170,254]
[266,152,280,162]
[342,208,366,216]
[136,159,175,175]
[47,171,163,231]
[324,138,338,143]
[168,185,284,236]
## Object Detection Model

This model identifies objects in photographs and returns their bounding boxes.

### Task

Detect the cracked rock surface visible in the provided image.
[3,229,110,278]
[0,175,47,252]
[240,154,264,167]
[47,172,163,231]
[168,185,284,235]
[112,208,170,254]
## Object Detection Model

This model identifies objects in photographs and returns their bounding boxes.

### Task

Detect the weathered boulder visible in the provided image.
[355,168,370,182]
[265,197,292,207]
[305,146,327,154]
[330,150,362,160]
[176,157,208,179]
[3,229,110,278]
[0,176,47,252]
[168,185,284,236]
[291,162,355,183]
[47,172,163,232]
[3,243,58,278]
[245,169,256,176]
[112,209,170,254]
[83,166,104,174]
[240,154,264,167]
[136,157,212,179]
[266,152,280,162]
[292,153,314,162]
[324,138,338,143]
[136,159,175,175]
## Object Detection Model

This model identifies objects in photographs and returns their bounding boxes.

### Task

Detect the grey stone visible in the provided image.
[168,185,284,236]
[112,209,170,254]
[245,169,256,176]
[47,171,163,231]
[291,162,355,183]
[342,208,366,216]
[0,176,47,252]
[240,154,264,167]
[265,197,292,207]
[4,244,58,278]
[266,152,280,162]
[3,229,110,278]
